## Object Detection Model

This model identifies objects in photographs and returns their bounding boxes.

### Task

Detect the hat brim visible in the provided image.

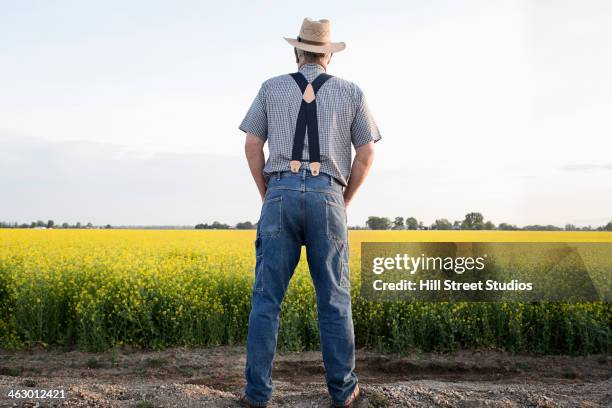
[284,37,346,53]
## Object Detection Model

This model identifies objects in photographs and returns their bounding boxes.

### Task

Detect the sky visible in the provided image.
[1,0,611,227]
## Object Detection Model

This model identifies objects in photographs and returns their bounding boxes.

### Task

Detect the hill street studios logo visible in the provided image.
[361,242,609,302]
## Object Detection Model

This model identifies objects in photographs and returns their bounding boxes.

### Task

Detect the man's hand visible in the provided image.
[343,142,375,208]
[244,133,267,201]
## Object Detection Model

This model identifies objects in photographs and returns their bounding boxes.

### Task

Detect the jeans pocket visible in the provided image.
[258,196,282,238]
[253,237,264,292]
[326,199,347,242]
[340,261,351,288]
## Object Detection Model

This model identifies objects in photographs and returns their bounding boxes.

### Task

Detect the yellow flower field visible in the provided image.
[0,229,610,353]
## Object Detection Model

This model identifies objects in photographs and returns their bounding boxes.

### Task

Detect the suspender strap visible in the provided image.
[306,99,320,163]
[290,73,308,163]
[311,73,333,93]
[289,72,333,166]
[290,72,309,93]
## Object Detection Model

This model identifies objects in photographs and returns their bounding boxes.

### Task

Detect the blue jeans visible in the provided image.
[244,169,358,406]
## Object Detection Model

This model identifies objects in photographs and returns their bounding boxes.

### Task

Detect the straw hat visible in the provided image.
[284,18,346,54]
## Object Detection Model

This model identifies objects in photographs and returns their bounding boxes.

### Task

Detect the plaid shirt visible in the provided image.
[239,63,381,186]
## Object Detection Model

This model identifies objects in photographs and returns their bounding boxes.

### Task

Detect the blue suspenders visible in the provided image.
[288,71,333,176]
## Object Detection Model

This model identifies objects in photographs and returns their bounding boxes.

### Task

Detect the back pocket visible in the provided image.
[253,237,264,292]
[326,199,347,242]
[340,261,350,288]
[258,196,282,238]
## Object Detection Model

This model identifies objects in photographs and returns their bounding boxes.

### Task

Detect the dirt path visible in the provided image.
[0,346,610,407]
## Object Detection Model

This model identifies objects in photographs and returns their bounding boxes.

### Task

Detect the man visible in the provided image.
[238,17,381,408]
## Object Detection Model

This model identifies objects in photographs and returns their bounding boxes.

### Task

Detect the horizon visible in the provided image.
[2,215,611,230]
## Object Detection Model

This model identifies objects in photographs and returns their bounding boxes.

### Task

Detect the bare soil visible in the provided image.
[0,346,610,407]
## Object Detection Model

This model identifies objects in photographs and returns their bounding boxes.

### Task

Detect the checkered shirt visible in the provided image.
[239,63,381,186]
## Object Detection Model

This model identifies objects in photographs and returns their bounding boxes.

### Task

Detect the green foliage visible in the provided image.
[432,219,452,230]
[462,212,484,230]
[366,216,391,230]
[195,221,230,229]
[235,221,255,230]
[405,217,419,230]
[392,217,405,230]
[498,222,519,231]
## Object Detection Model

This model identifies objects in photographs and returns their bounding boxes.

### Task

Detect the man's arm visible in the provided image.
[244,133,267,201]
[343,141,375,208]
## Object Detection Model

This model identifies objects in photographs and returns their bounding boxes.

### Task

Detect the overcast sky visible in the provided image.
[1,0,611,227]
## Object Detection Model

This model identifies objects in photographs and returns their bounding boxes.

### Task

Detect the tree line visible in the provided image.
[0,220,112,229]
[195,221,255,230]
[364,212,612,231]
[2,214,611,232]
[0,219,251,230]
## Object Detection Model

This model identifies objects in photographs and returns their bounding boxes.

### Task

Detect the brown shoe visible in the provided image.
[239,393,267,408]
[333,384,365,408]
